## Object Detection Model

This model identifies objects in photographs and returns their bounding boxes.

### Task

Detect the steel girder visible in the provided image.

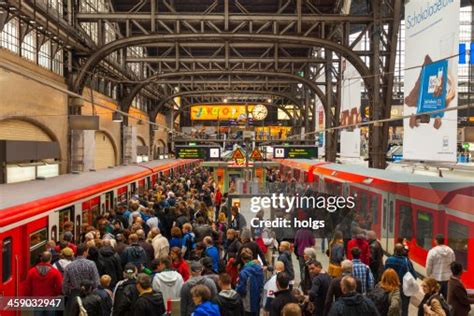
[72,33,372,95]
[116,70,329,116]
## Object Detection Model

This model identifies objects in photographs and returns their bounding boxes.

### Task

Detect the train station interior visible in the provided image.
[0,0,473,315]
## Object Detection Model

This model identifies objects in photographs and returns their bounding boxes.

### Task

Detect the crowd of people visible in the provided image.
[23,166,474,316]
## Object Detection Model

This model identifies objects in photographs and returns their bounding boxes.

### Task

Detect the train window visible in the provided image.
[91,204,100,226]
[2,238,12,283]
[416,211,433,250]
[58,208,73,238]
[359,191,368,218]
[82,209,90,226]
[30,228,48,267]
[399,205,413,240]
[370,195,379,225]
[447,221,468,270]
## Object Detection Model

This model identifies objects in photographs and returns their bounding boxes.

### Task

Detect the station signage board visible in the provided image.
[176,146,220,159]
[273,146,318,159]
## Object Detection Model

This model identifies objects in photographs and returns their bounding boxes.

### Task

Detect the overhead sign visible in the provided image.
[250,149,263,161]
[231,148,245,160]
[176,146,220,159]
[273,146,318,159]
[191,105,256,120]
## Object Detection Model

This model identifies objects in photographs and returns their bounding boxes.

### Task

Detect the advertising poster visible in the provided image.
[340,56,362,158]
[403,0,459,161]
[316,97,325,158]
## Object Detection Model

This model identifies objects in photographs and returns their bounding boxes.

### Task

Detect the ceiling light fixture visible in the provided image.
[112,111,123,122]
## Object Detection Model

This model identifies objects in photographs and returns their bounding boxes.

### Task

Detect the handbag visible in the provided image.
[327,244,342,277]
[77,296,88,316]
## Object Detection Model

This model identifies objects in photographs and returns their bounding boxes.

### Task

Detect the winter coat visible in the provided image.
[426,245,455,281]
[192,301,220,316]
[369,240,384,282]
[71,293,103,316]
[236,241,268,266]
[324,273,363,316]
[213,289,244,316]
[121,244,148,270]
[236,262,264,313]
[152,234,170,260]
[152,270,184,306]
[132,291,165,316]
[347,238,370,265]
[205,246,220,273]
[180,276,218,316]
[308,272,332,316]
[112,279,139,316]
[98,246,123,287]
[24,263,63,296]
[448,276,474,316]
[277,250,295,280]
[270,289,299,316]
[225,238,241,260]
[327,292,380,316]
[93,286,113,316]
[172,259,190,281]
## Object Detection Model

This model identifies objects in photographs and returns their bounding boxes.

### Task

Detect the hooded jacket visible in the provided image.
[121,244,148,270]
[152,270,184,307]
[98,246,123,287]
[327,292,380,316]
[180,276,218,316]
[192,301,220,316]
[426,245,455,281]
[236,262,264,313]
[24,263,63,296]
[132,291,165,316]
[213,289,244,316]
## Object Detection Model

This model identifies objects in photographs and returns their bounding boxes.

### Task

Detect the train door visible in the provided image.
[0,228,23,301]
[82,197,100,227]
[102,191,114,213]
[118,186,128,203]
[130,182,137,197]
[49,206,76,242]
[382,192,396,254]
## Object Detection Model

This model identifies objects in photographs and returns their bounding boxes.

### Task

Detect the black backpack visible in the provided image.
[367,286,390,316]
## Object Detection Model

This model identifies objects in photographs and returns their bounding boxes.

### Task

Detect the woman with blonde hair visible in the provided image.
[419,277,447,316]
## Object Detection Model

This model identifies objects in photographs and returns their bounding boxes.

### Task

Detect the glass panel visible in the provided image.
[399,205,413,240]
[416,211,433,250]
[2,238,12,283]
[91,204,100,226]
[370,195,379,225]
[448,221,468,270]
[58,208,73,237]
[30,229,48,267]
[82,208,90,226]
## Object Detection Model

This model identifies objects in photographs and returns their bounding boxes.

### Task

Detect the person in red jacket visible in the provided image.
[346,228,370,265]
[24,251,63,297]
[171,247,190,281]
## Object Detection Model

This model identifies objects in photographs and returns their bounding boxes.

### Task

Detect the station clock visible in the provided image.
[252,104,268,120]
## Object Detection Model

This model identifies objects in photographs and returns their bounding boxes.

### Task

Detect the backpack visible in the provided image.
[77,296,88,316]
[367,286,389,316]
[428,294,453,316]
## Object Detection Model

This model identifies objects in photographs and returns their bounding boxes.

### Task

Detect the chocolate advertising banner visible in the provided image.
[403,0,460,162]
[340,52,362,158]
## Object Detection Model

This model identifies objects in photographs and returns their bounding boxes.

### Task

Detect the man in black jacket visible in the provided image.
[368,231,384,283]
[327,276,380,316]
[235,228,268,267]
[270,272,298,316]
[98,240,122,288]
[121,234,148,271]
[214,273,244,316]
[307,259,331,316]
[133,273,165,316]
[112,263,139,316]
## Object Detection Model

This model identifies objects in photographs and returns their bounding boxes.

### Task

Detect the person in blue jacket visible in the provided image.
[236,247,264,316]
[191,284,220,316]
[203,236,219,273]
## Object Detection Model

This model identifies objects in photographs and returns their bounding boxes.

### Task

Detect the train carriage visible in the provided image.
[277,159,474,288]
[0,159,199,301]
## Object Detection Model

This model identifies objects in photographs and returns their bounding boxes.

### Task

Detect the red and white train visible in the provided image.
[0,159,199,301]
[277,159,474,288]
